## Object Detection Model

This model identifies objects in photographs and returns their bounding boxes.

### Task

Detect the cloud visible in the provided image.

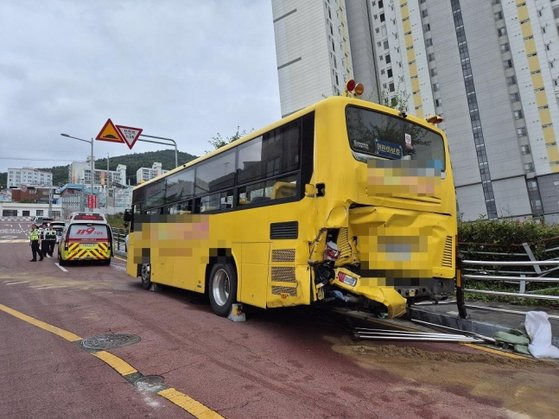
[0,0,280,171]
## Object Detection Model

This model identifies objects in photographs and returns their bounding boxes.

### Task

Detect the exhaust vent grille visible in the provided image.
[271,285,297,296]
[270,221,298,239]
[442,236,453,268]
[271,266,296,283]
[272,249,296,263]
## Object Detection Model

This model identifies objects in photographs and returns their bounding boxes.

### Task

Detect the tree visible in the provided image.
[208,126,250,150]
[380,88,410,113]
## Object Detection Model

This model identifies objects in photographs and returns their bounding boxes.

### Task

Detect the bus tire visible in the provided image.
[140,263,151,290]
[209,263,237,317]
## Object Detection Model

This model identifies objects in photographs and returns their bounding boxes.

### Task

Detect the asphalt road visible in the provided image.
[0,219,31,242]
[1,229,558,418]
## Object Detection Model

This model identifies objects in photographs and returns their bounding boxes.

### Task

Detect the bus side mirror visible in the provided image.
[123,209,132,222]
[305,184,316,197]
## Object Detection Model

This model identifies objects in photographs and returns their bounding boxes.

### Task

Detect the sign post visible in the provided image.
[95,119,178,167]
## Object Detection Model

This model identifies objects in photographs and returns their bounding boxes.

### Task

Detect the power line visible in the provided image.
[0,157,75,162]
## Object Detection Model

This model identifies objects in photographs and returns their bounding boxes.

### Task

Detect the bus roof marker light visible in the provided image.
[345,79,365,97]
[354,83,364,96]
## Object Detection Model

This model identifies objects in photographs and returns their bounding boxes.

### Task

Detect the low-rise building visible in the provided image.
[10,186,58,204]
[0,202,62,219]
[7,167,52,188]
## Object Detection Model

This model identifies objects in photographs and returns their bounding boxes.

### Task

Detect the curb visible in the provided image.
[408,306,559,348]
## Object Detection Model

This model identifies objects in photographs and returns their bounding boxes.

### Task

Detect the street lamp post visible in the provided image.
[61,133,94,211]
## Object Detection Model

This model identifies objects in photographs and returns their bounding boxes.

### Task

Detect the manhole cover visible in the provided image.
[80,333,141,350]
[134,375,165,393]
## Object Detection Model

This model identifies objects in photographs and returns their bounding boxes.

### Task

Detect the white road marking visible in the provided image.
[5,280,32,285]
[0,239,28,243]
[55,263,68,272]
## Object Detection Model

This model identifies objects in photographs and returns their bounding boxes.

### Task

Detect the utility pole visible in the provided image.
[61,133,95,212]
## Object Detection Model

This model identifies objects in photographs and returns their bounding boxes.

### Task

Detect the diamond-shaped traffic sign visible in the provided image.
[115,124,143,149]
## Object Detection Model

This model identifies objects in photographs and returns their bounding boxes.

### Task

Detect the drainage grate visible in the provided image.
[80,333,141,351]
[133,375,166,393]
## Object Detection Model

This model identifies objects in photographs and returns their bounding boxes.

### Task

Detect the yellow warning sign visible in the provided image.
[96,119,124,143]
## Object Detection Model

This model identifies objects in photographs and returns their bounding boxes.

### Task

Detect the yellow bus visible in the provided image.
[125,96,456,318]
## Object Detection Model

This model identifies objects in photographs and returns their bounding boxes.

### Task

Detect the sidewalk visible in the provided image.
[409,300,559,347]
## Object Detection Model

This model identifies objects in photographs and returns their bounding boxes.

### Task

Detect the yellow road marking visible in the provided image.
[93,351,137,376]
[0,303,82,342]
[0,303,222,417]
[158,388,224,419]
[462,343,531,360]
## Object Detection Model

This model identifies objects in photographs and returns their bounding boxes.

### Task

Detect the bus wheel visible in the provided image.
[140,263,151,290]
[209,263,237,317]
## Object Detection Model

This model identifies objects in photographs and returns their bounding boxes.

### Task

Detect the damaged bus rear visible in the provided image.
[308,97,456,318]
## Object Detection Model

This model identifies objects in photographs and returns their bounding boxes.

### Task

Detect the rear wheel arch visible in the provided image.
[204,248,238,294]
[205,248,238,316]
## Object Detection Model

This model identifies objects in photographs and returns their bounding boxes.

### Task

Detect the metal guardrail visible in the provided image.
[461,241,559,302]
[112,228,127,253]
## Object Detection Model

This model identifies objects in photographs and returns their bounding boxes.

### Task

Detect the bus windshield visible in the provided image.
[346,105,445,171]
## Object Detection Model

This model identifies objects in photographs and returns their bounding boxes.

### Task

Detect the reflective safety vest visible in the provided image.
[29,230,39,241]
[45,229,56,239]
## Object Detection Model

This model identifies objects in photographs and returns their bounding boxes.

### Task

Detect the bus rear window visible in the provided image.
[68,224,109,240]
[346,106,445,170]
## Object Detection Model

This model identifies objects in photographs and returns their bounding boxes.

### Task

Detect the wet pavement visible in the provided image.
[1,239,558,418]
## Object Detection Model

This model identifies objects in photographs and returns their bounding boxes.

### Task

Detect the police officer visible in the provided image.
[39,222,49,259]
[29,225,43,262]
[44,223,57,257]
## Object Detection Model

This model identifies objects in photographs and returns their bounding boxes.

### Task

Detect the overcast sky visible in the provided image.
[0,0,280,172]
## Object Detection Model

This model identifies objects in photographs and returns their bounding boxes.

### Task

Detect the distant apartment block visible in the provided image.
[272,0,559,222]
[136,162,167,184]
[69,158,127,187]
[7,167,52,188]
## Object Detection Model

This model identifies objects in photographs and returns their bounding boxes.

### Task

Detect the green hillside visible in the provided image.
[1,149,197,187]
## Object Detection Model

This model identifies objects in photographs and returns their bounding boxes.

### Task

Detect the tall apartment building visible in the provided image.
[272,0,559,222]
[68,159,127,188]
[7,168,52,188]
[272,0,355,116]
[136,162,167,184]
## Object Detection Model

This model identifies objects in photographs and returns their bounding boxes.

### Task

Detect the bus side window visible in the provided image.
[169,201,193,215]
